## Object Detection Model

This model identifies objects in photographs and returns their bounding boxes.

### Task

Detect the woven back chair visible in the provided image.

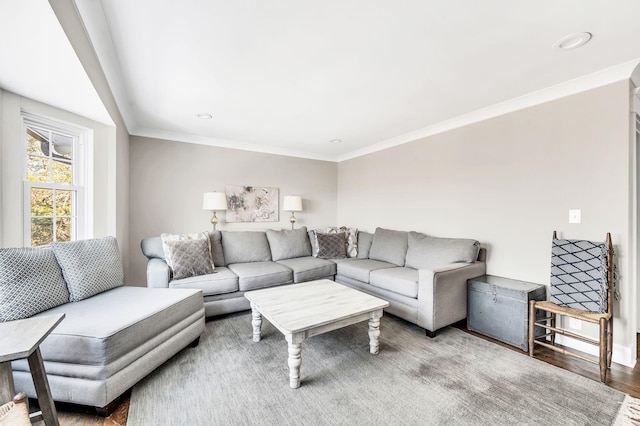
[528,232,614,382]
[0,392,30,426]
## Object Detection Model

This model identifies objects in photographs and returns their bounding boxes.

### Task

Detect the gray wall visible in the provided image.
[128,136,338,285]
[338,80,635,364]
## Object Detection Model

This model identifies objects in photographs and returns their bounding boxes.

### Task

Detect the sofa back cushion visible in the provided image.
[368,228,409,266]
[405,231,481,270]
[266,227,311,261]
[222,231,272,264]
[0,247,70,322]
[208,230,226,266]
[51,236,124,302]
[356,231,374,259]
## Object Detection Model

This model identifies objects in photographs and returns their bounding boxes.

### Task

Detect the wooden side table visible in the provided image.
[0,314,64,426]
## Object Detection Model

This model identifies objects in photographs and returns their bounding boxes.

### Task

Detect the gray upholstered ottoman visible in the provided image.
[11,286,204,409]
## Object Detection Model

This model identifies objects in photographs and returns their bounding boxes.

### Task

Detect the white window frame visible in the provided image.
[21,111,92,246]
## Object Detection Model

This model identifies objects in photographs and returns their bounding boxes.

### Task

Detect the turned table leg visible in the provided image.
[285,333,304,389]
[368,310,383,354]
[250,303,262,342]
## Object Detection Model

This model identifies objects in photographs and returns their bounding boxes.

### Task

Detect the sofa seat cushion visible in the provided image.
[169,266,238,296]
[14,286,203,368]
[276,257,337,283]
[336,259,396,284]
[369,267,419,298]
[227,262,293,291]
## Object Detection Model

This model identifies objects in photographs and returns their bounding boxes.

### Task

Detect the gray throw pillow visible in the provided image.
[161,231,211,269]
[165,239,214,280]
[0,247,70,322]
[405,231,480,270]
[316,232,347,259]
[368,228,409,266]
[51,236,124,302]
[266,227,311,261]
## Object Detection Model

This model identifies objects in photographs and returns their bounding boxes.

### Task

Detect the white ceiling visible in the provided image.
[2,2,640,162]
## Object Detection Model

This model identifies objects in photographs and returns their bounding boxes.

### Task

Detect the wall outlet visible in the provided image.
[568,317,582,330]
[569,209,582,224]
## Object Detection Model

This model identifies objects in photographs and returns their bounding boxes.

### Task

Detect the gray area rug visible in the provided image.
[129,313,626,425]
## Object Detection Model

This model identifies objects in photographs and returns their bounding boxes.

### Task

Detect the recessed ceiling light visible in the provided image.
[553,32,592,50]
[196,113,213,119]
[330,139,342,144]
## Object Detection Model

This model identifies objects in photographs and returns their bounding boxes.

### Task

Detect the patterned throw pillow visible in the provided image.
[161,232,213,270]
[316,232,347,259]
[312,226,358,258]
[164,239,214,280]
[51,236,124,302]
[0,247,70,322]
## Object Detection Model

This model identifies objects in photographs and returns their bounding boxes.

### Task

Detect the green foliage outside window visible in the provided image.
[26,126,75,246]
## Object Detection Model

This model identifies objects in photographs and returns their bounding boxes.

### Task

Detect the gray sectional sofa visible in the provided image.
[0,236,204,412]
[141,226,486,336]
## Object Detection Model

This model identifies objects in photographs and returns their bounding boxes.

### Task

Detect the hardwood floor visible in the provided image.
[47,330,640,425]
[459,327,640,399]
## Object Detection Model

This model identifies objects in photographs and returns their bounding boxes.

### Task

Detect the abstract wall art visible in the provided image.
[225,185,279,223]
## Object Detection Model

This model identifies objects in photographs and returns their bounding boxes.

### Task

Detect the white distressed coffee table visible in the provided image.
[244,279,389,388]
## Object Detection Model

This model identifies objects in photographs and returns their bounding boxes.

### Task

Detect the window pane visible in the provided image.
[55,190,73,216]
[51,132,73,160]
[26,155,51,182]
[31,188,54,216]
[26,127,47,156]
[56,218,72,242]
[31,218,53,246]
[52,160,72,184]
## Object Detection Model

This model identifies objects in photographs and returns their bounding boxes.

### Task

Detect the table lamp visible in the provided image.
[203,192,228,230]
[282,196,303,230]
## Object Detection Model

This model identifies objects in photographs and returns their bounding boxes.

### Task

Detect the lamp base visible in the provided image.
[211,211,219,231]
[289,212,296,230]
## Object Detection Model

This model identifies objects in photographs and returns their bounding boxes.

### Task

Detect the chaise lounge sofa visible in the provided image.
[141,226,486,336]
[0,236,204,412]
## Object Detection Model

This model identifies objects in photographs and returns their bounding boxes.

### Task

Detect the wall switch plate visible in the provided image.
[569,209,581,224]
[569,317,582,330]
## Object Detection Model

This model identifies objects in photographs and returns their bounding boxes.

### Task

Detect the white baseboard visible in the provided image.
[555,335,636,368]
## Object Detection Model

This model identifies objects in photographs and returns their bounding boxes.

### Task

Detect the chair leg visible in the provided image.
[599,317,608,383]
[550,313,556,345]
[528,300,536,356]
[607,317,613,368]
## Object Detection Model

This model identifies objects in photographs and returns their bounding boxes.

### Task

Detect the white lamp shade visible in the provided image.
[282,195,302,212]
[203,192,228,210]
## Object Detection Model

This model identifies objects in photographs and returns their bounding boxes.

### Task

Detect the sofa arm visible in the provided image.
[416,261,486,332]
[147,258,171,288]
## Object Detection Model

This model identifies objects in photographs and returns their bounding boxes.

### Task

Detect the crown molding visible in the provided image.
[337,59,640,162]
[133,60,640,163]
[131,128,338,162]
